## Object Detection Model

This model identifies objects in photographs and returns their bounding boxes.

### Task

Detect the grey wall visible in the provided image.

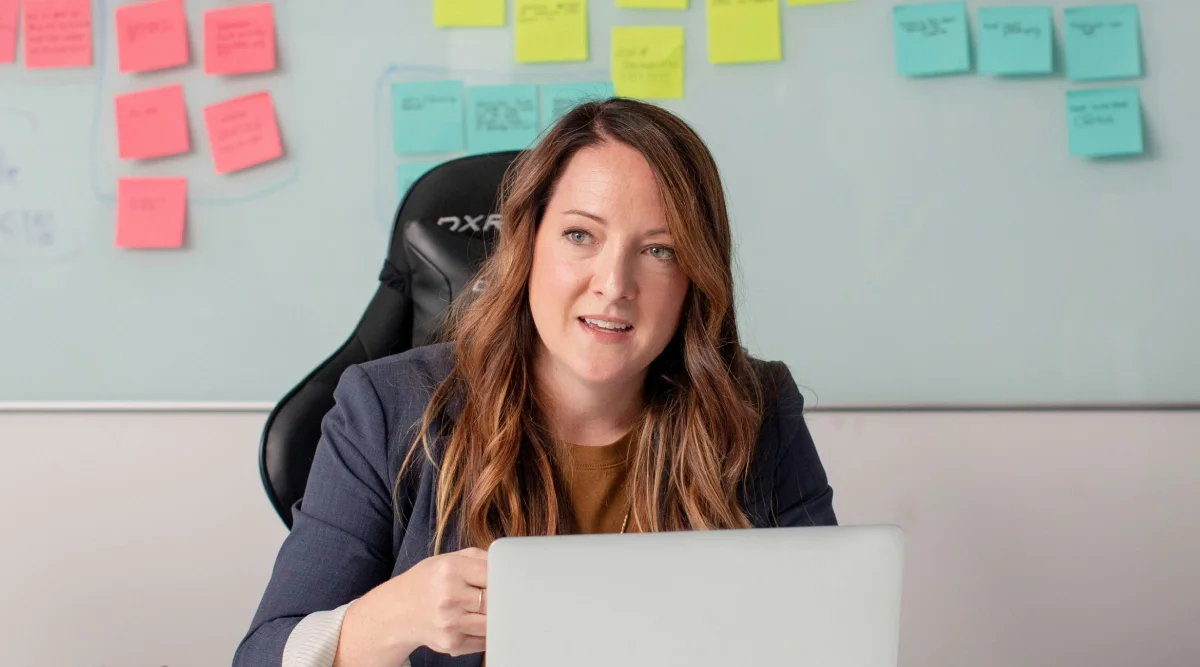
[1,410,1196,666]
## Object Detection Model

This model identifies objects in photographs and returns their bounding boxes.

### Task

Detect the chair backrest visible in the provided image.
[259,151,519,528]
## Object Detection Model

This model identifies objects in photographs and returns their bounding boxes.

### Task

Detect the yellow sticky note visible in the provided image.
[434,0,505,26]
[787,0,855,5]
[706,0,782,64]
[515,0,589,62]
[611,26,684,99]
[617,0,688,8]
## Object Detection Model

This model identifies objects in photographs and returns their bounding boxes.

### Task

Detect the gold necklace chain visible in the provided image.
[619,510,630,534]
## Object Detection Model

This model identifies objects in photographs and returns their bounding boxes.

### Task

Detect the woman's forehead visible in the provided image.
[549,144,664,217]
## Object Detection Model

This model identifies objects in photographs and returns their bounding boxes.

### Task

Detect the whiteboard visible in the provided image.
[1,0,1197,407]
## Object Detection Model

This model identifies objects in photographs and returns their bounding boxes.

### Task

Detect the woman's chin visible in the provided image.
[569,358,638,387]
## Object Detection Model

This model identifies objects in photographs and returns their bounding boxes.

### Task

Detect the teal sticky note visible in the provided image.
[391,81,466,156]
[539,82,614,130]
[398,161,440,201]
[1063,4,1141,81]
[892,2,972,77]
[465,84,541,154]
[1066,87,1143,157]
[977,6,1053,75]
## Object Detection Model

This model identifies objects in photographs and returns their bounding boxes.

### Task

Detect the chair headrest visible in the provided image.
[384,151,520,346]
[261,151,523,529]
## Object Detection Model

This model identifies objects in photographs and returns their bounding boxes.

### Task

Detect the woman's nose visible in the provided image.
[590,245,636,301]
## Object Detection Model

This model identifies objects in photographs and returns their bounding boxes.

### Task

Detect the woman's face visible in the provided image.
[528,141,690,389]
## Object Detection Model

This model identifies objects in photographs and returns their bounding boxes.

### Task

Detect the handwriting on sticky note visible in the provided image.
[115,0,189,73]
[203,92,283,174]
[1063,5,1140,81]
[514,0,588,63]
[114,84,190,160]
[706,0,781,64]
[979,11,1047,39]
[23,0,92,69]
[203,3,275,75]
[891,2,970,77]
[466,84,539,154]
[434,0,505,26]
[1066,87,1143,158]
[116,177,187,249]
[617,0,687,7]
[539,81,613,130]
[611,26,685,99]
[977,6,1052,76]
[0,0,18,64]
[391,80,466,156]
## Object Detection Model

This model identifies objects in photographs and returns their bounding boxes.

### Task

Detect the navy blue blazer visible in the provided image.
[234,342,836,667]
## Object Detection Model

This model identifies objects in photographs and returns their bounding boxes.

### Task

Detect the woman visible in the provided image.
[234,98,836,667]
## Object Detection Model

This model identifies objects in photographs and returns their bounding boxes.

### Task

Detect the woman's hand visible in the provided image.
[335,547,488,667]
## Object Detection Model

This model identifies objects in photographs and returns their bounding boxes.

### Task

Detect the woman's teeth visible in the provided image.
[582,318,632,331]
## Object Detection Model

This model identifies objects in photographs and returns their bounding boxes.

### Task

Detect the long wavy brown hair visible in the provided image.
[398,98,775,555]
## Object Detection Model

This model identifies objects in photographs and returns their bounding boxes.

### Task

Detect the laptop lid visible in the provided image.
[486,524,905,667]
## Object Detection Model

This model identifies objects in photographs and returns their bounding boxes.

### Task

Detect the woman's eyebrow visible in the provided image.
[562,209,669,237]
[563,209,606,224]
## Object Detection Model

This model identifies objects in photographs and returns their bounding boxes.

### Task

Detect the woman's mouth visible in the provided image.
[578,317,634,341]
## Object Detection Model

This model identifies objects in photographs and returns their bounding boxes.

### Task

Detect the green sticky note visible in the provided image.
[434,0,505,26]
[612,26,685,99]
[1066,87,1143,157]
[391,81,466,156]
[977,6,1053,75]
[515,0,589,62]
[892,2,972,76]
[706,0,782,64]
[617,0,687,8]
[539,82,614,130]
[1063,4,1141,81]
[398,162,440,200]
[465,84,541,154]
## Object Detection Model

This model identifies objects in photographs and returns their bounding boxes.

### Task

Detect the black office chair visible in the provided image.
[259,151,520,528]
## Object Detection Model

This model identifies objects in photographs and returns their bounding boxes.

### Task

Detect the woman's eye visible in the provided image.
[565,230,590,244]
[648,246,676,260]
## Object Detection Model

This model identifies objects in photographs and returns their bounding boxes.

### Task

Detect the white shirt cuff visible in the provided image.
[282,601,415,667]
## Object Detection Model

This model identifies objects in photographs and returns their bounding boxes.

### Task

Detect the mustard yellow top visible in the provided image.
[556,431,636,535]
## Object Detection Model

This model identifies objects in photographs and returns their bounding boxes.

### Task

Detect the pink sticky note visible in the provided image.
[0,0,18,65]
[202,91,282,174]
[115,177,187,249]
[23,0,92,69]
[203,3,274,75]
[115,0,189,73]
[114,83,190,160]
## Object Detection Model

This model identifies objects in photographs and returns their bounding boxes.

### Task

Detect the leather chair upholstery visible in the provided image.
[259,151,518,528]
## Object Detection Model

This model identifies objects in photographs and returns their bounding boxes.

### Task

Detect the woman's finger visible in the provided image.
[457,554,488,589]
[459,611,487,638]
[454,635,486,656]
[458,547,488,560]
[457,584,487,614]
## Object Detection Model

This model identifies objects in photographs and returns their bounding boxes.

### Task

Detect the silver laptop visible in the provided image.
[486,524,905,667]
